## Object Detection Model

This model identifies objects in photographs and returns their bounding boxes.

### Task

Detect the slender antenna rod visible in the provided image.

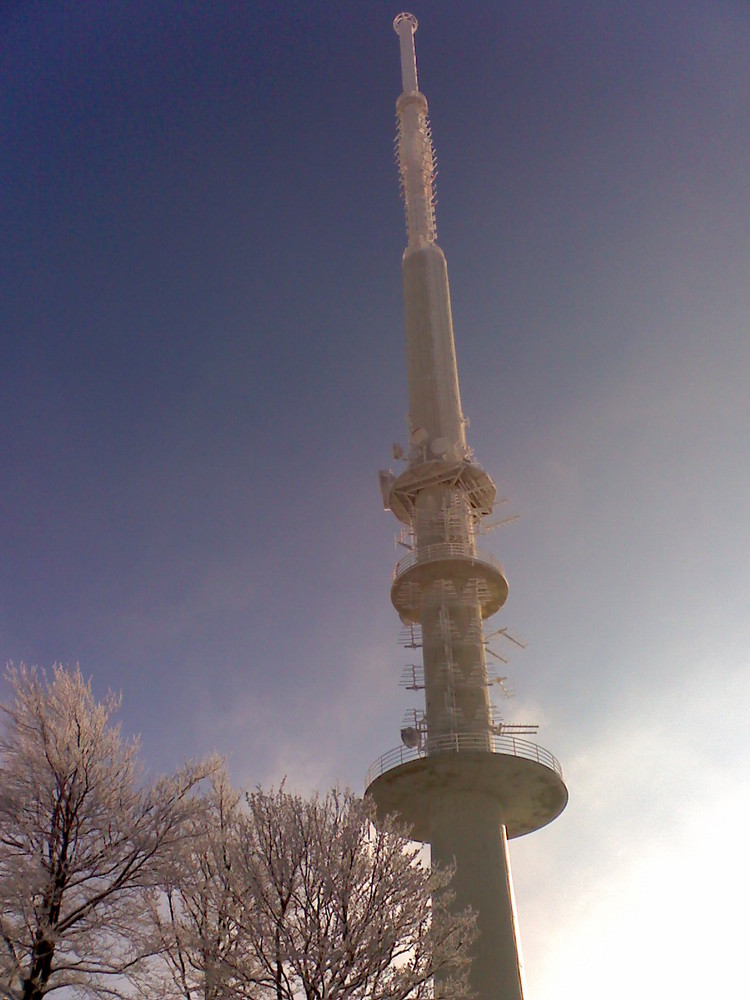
[393,12,419,93]
[393,13,436,249]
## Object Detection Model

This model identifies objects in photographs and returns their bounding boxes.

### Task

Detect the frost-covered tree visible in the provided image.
[151,785,475,1000]
[134,770,251,1000]
[0,664,217,1000]
[234,787,474,1000]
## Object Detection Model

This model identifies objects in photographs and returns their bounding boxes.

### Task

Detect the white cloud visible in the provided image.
[513,655,750,1000]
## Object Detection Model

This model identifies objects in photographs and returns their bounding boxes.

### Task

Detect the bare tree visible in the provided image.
[133,770,252,1000]
[226,787,474,1000]
[0,664,217,1000]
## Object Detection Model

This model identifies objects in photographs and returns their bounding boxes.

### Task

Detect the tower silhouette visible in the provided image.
[365,15,568,999]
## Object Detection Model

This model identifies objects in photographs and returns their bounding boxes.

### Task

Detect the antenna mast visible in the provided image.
[393,13,437,250]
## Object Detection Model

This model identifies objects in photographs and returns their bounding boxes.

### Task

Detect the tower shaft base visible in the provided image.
[432,789,525,1000]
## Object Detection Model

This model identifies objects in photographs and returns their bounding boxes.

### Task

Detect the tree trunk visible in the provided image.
[22,934,54,1000]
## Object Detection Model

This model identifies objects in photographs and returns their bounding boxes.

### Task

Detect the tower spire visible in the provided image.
[394,12,419,93]
[393,13,437,250]
[365,16,568,1000]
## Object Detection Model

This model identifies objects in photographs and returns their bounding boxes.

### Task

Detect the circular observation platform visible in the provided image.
[365,733,567,842]
[386,459,496,526]
[391,543,509,624]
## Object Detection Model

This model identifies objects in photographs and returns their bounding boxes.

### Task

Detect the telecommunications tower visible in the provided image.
[364,15,568,1000]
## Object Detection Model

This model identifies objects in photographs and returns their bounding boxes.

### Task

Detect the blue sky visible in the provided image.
[2,2,749,997]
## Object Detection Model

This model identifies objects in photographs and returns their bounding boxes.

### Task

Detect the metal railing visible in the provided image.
[365,732,563,789]
[392,542,505,582]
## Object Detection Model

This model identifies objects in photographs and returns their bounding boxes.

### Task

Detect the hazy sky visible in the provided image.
[2,2,749,997]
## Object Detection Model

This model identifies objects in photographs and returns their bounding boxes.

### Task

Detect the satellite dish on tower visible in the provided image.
[430,436,450,456]
[400,726,420,749]
[410,427,428,446]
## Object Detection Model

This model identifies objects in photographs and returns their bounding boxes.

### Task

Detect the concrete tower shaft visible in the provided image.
[366,15,567,1000]
[403,247,466,454]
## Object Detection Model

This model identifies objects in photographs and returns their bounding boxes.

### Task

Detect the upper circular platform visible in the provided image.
[365,733,567,842]
[386,459,496,525]
[391,542,508,623]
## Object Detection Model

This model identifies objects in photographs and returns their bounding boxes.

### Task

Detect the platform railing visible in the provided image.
[392,542,505,582]
[365,732,563,789]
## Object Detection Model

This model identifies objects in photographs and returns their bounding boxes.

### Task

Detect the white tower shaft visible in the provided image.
[365,15,567,1000]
